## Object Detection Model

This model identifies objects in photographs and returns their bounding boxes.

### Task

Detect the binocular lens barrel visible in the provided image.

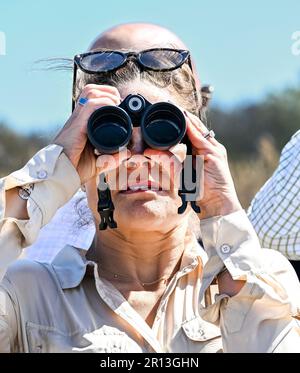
[87,99,186,153]
[141,103,186,150]
[87,107,132,154]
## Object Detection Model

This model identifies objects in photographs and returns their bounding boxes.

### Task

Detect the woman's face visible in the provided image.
[85,80,189,233]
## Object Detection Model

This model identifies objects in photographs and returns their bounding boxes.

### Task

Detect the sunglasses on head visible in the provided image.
[71,48,194,110]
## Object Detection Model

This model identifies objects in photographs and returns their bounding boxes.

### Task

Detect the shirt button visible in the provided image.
[220,244,231,254]
[37,170,48,179]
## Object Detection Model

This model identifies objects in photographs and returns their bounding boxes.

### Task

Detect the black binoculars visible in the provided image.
[87,94,187,154]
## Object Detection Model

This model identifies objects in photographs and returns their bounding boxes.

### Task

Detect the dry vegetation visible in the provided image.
[229,136,279,208]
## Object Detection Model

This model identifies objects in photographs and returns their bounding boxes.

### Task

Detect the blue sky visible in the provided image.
[0,0,299,133]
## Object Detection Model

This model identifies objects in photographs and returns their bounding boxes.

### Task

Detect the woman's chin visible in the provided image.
[114,199,176,230]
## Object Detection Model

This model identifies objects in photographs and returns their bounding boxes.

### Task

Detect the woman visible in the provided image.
[0,42,299,353]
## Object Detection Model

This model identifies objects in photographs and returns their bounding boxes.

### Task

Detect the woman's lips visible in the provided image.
[119,181,162,194]
[120,189,158,195]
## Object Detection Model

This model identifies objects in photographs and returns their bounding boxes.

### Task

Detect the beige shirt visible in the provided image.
[0,145,299,353]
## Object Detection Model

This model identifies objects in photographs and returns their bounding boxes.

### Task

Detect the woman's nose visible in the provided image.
[124,127,153,170]
[128,127,146,155]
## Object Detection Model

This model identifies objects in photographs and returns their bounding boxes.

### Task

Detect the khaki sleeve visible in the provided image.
[0,145,81,282]
[200,210,300,352]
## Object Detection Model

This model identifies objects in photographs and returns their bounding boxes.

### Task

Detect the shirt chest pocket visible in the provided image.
[25,323,133,353]
[177,317,223,353]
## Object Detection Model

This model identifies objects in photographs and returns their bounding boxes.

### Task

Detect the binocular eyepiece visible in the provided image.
[87,94,186,154]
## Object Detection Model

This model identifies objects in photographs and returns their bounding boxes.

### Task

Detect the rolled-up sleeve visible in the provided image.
[0,145,81,282]
[200,210,300,352]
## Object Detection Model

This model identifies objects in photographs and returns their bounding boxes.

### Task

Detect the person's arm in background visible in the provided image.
[248,130,300,267]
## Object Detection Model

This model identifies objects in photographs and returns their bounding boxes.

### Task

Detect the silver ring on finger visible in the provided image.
[203,130,215,139]
[78,97,89,106]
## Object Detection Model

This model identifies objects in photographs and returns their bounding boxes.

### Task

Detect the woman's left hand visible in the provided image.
[184,111,242,219]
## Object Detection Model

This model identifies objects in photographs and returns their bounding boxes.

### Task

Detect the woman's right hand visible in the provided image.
[54,84,129,184]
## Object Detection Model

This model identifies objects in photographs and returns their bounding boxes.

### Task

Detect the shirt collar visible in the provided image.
[50,236,206,290]
[50,245,88,289]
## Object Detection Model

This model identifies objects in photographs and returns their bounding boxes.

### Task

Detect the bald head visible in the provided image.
[89,23,187,51]
[88,23,200,88]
